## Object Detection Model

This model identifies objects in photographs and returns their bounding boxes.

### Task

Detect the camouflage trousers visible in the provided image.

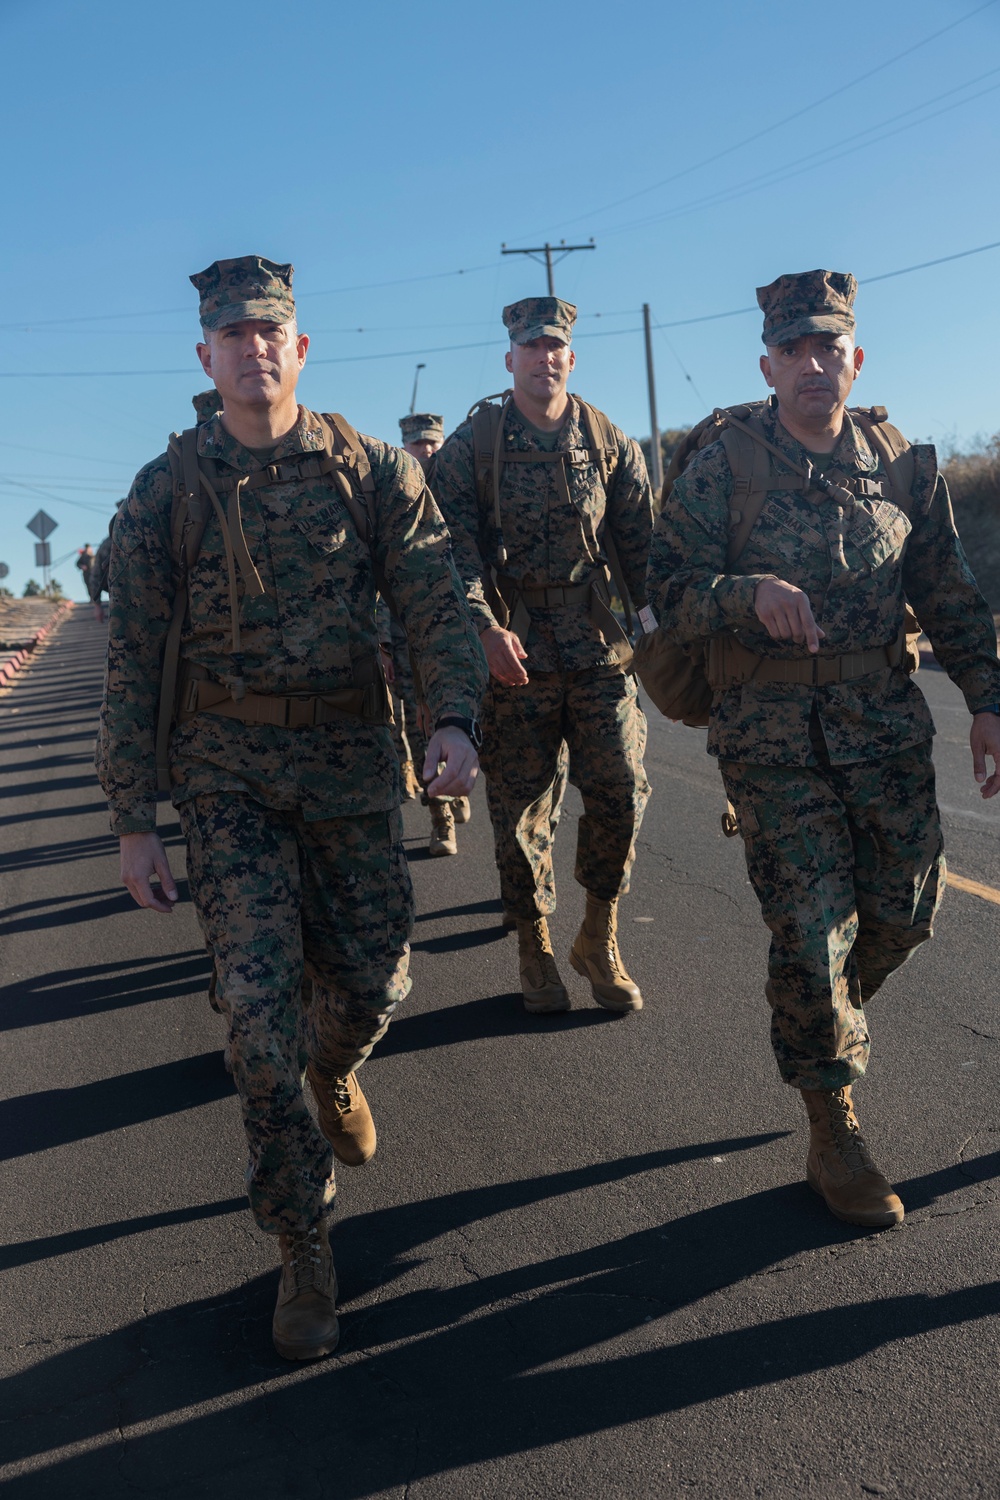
[480,666,649,918]
[720,739,945,1092]
[179,793,413,1234]
[387,615,428,773]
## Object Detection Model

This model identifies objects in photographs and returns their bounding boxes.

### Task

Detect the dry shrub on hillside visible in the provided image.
[943,435,1000,612]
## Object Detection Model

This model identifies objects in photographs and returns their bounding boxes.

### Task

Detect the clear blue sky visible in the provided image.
[2,0,998,599]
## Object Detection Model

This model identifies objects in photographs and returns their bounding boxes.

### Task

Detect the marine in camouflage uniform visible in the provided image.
[98,256,486,1359]
[187,386,311,1067]
[432,297,653,1012]
[647,268,1000,1228]
[391,411,470,855]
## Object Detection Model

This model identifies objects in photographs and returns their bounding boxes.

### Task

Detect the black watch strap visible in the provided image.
[435,715,483,750]
[974,704,1000,715]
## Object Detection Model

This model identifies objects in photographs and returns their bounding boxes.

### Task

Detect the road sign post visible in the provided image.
[27,510,58,591]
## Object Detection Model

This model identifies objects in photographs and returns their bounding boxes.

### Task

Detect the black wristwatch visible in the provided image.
[435,715,484,750]
[973,704,1000,716]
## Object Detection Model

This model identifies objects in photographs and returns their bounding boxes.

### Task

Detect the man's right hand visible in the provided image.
[120,831,179,913]
[754,578,825,654]
[481,625,529,686]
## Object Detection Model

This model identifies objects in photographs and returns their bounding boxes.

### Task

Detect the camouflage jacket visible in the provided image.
[98,407,487,833]
[431,395,653,672]
[647,403,1000,766]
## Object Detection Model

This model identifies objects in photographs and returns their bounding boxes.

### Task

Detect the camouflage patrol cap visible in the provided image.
[192,388,223,423]
[399,412,444,443]
[190,255,295,331]
[503,296,576,345]
[757,269,857,347]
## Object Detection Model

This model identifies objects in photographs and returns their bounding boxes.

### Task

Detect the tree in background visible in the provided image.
[21,578,64,599]
[639,429,690,505]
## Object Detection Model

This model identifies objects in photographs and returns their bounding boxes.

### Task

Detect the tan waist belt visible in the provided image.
[499,574,597,610]
[494,567,633,670]
[707,628,905,688]
[177,673,390,728]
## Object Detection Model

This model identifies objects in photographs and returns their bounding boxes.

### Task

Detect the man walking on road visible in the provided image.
[97,255,486,1360]
[432,297,653,1014]
[647,268,1000,1229]
[385,410,471,854]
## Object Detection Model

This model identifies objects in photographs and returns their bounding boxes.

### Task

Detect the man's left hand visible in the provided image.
[971,712,1000,799]
[423,727,479,798]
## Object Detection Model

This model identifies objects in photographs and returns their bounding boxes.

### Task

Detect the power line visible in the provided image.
[0,308,641,339]
[0,477,117,515]
[1,237,998,378]
[514,0,1000,240]
[654,326,708,410]
[0,261,502,333]
[0,437,135,466]
[595,73,1000,240]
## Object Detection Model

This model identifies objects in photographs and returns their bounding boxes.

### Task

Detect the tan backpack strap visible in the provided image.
[719,419,772,567]
[321,412,378,544]
[849,407,915,517]
[158,428,214,792]
[576,398,620,493]
[576,399,632,631]
[466,392,513,568]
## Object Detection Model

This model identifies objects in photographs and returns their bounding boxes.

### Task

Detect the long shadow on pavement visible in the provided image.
[379,991,624,1054]
[2,1149,998,1497]
[0,950,212,1032]
[0,833,119,873]
[0,1051,232,1160]
[0,1196,247,1272]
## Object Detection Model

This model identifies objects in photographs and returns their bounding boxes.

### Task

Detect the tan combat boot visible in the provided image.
[516,917,570,1012]
[569,894,643,1012]
[428,798,458,856]
[272,1220,340,1361]
[452,796,471,825]
[400,759,421,800]
[801,1086,904,1228]
[308,1067,377,1166]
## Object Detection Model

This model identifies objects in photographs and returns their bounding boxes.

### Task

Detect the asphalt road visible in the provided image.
[1,606,998,1499]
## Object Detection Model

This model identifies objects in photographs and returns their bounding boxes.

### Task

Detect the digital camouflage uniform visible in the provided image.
[191,387,235,1023]
[648,357,1000,1091]
[192,387,224,424]
[99,360,486,1232]
[432,301,653,919]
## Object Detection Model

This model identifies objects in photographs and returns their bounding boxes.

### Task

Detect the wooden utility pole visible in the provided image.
[642,304,663,495]
[500,238,595,294]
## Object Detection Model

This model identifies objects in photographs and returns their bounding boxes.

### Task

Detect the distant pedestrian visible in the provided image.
[76,544,95,596]
[393,411,471,854]
[89,528,114,621]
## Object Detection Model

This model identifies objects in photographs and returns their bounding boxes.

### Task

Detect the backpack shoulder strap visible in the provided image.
[158,426,212,792]
[465,390,513,566]
[320,412,377,545]
[575,398,620,493]
[575,398,632,629]
[718,410,773,567]
[849,406,915,517]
